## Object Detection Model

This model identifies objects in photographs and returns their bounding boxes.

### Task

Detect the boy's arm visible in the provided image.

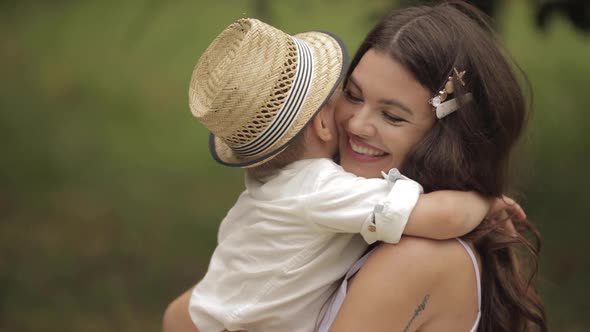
[306,167,421,245]
[403,190,491,240]
[163,287,249,332]
[403,193,527,240]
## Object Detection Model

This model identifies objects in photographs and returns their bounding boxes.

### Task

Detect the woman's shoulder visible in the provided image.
[351,237,480,297]
[330,237,480,331]
[357,237,463,296]
[354,237,480,330]
[369,236,477,274]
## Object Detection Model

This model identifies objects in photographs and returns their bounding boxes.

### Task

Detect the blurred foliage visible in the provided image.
[0,0,588,331]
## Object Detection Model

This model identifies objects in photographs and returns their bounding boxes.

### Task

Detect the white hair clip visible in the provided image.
[428,68,473,119]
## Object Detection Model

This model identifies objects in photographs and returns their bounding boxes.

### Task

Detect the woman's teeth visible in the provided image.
[350,139,386,156]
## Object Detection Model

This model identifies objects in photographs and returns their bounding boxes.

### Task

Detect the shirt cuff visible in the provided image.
[360,214,379,244]
[372,168,423,244]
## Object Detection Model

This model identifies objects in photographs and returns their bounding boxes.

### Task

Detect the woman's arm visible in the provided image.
[163,287,201,332]
[327,237,479,332]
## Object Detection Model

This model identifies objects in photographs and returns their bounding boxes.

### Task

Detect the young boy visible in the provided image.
[177,18,497,332]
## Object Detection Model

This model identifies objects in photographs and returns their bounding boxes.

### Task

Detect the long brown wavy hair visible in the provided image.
[345,1,547,331]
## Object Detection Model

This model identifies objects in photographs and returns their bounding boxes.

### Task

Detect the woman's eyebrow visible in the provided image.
[349,75,413,115]
[347,76,362,92]
[378,98,413,116]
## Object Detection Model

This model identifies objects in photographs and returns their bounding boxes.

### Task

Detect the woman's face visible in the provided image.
[335,49,435,178]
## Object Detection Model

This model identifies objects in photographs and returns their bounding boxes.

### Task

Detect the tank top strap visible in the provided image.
[456,238,482,332]
[345,246,377,278]
[315,246,378,332]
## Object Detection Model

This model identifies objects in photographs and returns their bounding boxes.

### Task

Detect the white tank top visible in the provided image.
[315,238,482,332]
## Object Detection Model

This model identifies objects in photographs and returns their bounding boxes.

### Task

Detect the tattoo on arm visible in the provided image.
[402,294,430,332]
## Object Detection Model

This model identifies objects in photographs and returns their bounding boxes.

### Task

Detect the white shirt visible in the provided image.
[189,158,422,332]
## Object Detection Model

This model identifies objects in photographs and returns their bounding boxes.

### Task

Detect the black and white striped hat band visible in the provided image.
[232,37,314,157]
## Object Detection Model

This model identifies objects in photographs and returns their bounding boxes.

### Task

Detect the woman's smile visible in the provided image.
[348,135,387,158]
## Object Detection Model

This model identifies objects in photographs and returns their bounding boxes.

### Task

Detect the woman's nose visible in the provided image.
[347,105,375,138]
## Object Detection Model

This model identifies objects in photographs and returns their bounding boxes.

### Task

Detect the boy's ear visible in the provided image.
[312,112,334,143]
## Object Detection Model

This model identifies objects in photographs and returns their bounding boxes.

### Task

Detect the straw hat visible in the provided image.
[189,18,348,167]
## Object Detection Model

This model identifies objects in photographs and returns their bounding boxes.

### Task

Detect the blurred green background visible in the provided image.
[1,0,588,331]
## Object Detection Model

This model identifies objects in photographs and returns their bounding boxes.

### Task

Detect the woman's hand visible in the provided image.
[486,195,526,236]
[163,288,200,332]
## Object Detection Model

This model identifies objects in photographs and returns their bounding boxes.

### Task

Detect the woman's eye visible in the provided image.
[343,89,363,103]
[382,111,406,123]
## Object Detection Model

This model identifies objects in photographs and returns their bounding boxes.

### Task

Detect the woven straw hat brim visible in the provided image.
[209,30,348,168]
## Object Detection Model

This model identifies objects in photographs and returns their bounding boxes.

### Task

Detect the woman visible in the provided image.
[164,2,546,331]
[318,2,546,331]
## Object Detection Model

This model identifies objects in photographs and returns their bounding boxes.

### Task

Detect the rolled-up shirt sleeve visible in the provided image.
[304,167,423,244]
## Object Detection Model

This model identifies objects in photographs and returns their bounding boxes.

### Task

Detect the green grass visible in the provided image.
[1,0,588,331]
